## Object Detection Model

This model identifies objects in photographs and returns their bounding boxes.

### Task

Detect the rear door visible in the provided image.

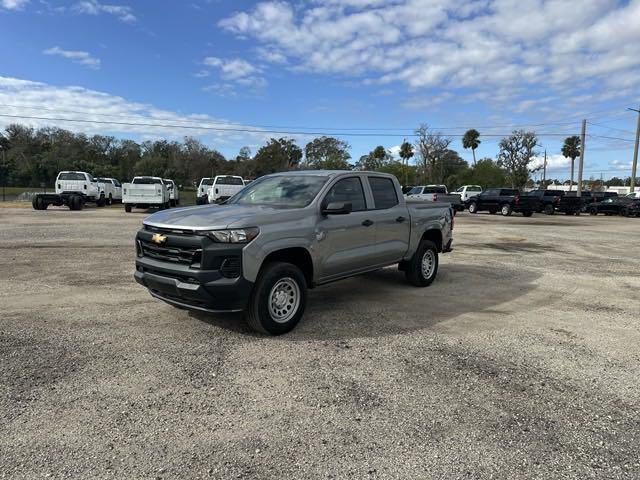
[317,176,377,280]
[477,189,498,210]
[366,176,410,264]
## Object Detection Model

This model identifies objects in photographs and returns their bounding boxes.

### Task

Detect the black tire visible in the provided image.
[544,204,555,215]
[170,200,176,207]
[468,202,478,214]
[75,195,84,210]
[245,262,307,335]
[589,208,597,215]
[621,208,629,217]
[96,195,106,207]
[405,240,439,287]
[108,193,113,205]
[32,196,47,210]
[522,211,533,217]
[124,204,132,213]
[500,204,512,216]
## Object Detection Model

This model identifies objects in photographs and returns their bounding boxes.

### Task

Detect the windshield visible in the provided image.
[58,172,86,181]
[228,175,328,208]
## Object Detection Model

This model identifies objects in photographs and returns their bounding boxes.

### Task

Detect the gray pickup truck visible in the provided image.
[134,171,454,334]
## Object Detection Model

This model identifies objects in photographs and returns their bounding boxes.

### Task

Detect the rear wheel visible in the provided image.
[468,202,478,214]
[544,204,555,215]
[245,262,307,335]
[124,204,132,213]
[96,195,106,207]
[501,204,512,216]
[108,193,113,205]
[589,208,597,215]
[405,240,439,287]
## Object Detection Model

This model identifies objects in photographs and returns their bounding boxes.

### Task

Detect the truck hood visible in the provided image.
[143,203,308,230]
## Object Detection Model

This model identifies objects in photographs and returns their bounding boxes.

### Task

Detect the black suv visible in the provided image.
[466,188,540,217]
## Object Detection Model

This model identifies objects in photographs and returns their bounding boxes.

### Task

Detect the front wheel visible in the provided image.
[544,204,555,215]
[468,202,478,214]
[501,204,512,216]
[245,262,307,335]
[405,240,439,287]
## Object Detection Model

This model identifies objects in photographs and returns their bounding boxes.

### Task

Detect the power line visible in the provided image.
[0,112,582,138]
[586,121,636,135]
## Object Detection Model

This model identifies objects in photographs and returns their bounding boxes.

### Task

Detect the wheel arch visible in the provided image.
[257,246,314,288]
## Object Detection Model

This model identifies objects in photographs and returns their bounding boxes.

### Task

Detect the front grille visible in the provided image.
[139,239,202,267]
[220,256,241,278]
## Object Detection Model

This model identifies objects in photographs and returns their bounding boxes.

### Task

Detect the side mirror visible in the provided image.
[322,202,352,215]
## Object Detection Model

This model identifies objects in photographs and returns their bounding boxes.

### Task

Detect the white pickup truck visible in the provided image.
[207,175,245,203]
[96,177,123,204]
[196,178,214,205]
[32,170,106,210]
[163,179,180,206]
[122,176,170,212]
[454,185,483,203]
[405,185,463,211]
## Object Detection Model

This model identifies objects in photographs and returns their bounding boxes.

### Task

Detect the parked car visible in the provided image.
[466,188,540,216]
[32,171,106,210]
[525,189,583,215]
[207,175,245,203]
[134,171,454,335]
[196,177,214,205]
[96,177,123,204]
[454,185,483,203]
[405,185,463,211]
[163,178,180,206]
[621,199,640,217]
[588,196,636,215]
[122,176,171,212]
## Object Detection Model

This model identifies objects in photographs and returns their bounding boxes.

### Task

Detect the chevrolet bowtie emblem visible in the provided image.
[151,233,167,244]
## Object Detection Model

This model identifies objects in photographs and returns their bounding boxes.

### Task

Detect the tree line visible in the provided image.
[0,122,624,190]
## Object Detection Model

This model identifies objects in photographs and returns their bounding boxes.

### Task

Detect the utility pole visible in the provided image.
[1,148,5,202]
[628,106,640,193]
[543,149,547,187]
[577,119,586,197]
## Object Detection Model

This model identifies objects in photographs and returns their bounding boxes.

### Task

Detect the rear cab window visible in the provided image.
[133,177,162,185]
[58,172,88,181]
[368,177,398,209]
[215,176,244,186]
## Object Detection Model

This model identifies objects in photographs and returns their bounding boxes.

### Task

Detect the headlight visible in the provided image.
[205,227,259,243]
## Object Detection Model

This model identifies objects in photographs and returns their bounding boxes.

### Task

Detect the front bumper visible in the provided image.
[134,228,253,313]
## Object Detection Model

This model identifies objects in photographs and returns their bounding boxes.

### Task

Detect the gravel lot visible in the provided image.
[1,206,639,479]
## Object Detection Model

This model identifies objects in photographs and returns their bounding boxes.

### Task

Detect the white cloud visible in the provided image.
[1,0,28,10]
[43,46,101,69]
[200,57,266,95]
[218,0,640,110]
[531,153,570,171]
[0,76,273,148]
[73,0,136,23]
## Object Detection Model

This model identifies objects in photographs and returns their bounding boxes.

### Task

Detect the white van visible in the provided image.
[207,175,245,203]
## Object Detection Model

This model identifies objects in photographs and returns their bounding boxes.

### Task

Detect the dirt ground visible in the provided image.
[1,206,639,479]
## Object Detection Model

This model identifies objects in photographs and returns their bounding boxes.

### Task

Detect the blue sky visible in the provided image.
[1,0,639,180]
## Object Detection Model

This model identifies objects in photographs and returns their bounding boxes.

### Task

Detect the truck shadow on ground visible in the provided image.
[190,263,541,340]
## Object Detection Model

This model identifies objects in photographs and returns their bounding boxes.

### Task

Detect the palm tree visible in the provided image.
[561,136,581,191]
[462,129,481,165]
[399,140,414,187]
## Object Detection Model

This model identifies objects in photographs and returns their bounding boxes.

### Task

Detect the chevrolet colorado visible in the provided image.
[134,171,454,335]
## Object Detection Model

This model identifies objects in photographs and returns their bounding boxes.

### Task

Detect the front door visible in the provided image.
[317,177,377,280]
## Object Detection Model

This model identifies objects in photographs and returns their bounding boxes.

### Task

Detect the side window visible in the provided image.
[324,177,366,212]
[368,177,398,209]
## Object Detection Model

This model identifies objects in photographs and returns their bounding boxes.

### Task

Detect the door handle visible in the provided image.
[396,216,406,223]
[361,219,374,227]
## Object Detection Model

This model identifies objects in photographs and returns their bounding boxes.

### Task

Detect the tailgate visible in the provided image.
[58,180,86,192]
[124,184,163,201]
